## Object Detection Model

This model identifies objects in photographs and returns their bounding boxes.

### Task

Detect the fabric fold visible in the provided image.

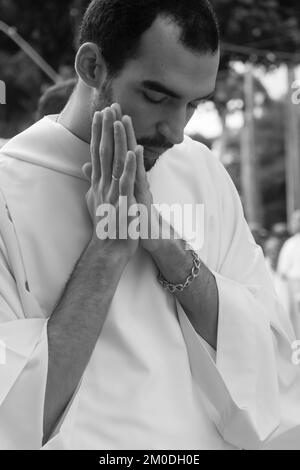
[0,319,48,449]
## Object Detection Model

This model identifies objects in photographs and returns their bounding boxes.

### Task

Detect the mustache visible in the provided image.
[137,136,174,151]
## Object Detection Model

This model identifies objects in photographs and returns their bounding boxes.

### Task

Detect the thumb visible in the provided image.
[135,145,146,181]
[82,162,93,182]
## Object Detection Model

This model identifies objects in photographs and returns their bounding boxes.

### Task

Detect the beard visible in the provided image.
[91,79,173,172]
[91,77,114,117]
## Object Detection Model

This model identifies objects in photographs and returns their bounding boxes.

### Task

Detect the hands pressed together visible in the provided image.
[82,103,162,258]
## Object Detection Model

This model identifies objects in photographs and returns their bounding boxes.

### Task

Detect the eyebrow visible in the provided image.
[142,80,215,102]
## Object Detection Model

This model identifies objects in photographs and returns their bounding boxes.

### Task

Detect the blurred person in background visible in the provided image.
[264,236,289,313]
[248,222,268,251]
[36,78,77,120]
[278,210,300,337]
[1,79,77,149]
[272,222,290,243]
[265,236,282,276]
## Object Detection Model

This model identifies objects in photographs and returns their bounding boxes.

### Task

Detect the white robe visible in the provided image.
[0,115,299,450]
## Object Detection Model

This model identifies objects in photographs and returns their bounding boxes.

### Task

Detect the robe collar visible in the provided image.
[1,115,91,181]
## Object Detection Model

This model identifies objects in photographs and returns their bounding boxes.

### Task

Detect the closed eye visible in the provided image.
[143,90,214,109]
[143,91,166,104]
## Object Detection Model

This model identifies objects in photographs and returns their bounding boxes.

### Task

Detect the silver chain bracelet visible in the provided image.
[157,250,202,294]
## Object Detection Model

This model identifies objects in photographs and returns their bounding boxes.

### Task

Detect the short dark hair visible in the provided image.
[78,0,219,76]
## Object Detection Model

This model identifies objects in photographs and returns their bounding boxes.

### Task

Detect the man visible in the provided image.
[0,0,299,450]
[278,211,300,337]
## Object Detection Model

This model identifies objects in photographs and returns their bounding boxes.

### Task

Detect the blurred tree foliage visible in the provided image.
[0,0,78,134]
[258,100,288,227]
[213,0,300,68]
[0,0,76,67]
[224,94,288,228]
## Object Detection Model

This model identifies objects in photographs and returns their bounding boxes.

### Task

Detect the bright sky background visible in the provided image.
[185,64,300,139]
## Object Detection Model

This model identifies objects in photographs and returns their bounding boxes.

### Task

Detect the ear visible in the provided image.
[75,42,107,88]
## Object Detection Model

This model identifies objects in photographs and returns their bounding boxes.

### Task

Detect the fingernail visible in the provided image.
[128,151,135,159]
[113,121,121,130]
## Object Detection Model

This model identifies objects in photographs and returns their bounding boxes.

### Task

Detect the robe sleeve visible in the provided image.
[177,155,300,450]
[0,188,58,449]
[0,186,50,449]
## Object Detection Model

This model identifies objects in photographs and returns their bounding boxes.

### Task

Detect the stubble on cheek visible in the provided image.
[91,78,115,117]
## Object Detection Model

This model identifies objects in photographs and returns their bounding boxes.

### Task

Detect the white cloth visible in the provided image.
[277,235,300,338]
[0,115,299,450]
[278,235,300,281]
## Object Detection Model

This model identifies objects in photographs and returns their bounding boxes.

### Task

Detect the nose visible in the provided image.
[157,110,186,146]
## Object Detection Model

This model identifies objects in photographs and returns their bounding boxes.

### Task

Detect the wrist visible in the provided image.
[157,249,201,294]
[141,206,177,254]
[88,236,133,265]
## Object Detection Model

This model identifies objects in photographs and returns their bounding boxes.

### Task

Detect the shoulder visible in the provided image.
[0,117,51,157]
[181,135,234,182]
[181,135,218,166]
[181,135,241,200]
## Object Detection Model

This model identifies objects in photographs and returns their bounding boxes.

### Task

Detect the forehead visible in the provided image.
[121,16,220,98]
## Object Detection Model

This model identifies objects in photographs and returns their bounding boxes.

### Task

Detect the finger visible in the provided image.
[111,103,122,121]
[100,107,116,186]
[90,111,102,185]
[110,106,117,121]
[112,121,128,178]
[82,162,93,182]
[119,151,137,197]
[109,121,128,200]
[135,145,146,182]
[122,115,137,152]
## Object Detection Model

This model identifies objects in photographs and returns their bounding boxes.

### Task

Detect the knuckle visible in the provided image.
[91,175,98,187]
[98,180,105,194]
[98,186,106,202]
[113,162,123,176]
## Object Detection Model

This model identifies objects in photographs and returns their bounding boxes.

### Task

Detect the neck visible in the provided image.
[57,81,93,144]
